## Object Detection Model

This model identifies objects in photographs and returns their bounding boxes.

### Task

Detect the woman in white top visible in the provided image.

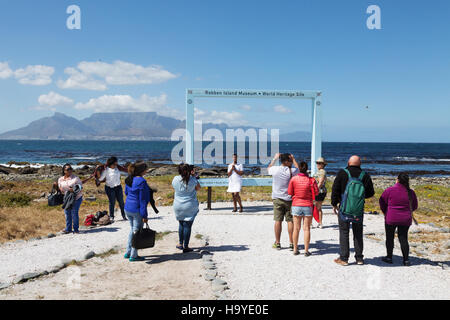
[227,154,244,213]
[99,157,128,221]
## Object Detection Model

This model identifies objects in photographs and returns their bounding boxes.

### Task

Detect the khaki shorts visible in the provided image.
[273,198,293,222]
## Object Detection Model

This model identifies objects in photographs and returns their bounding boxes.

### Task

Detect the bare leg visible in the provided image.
[236,192,243,211]
[304,216,313,252]
[274,221,282,244]
[316,201,323,226]
[287,221,294,245]
[292,216,301,253]
[232,193,237,211]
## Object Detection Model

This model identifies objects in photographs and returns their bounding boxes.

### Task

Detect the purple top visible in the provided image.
[379,183,418,226]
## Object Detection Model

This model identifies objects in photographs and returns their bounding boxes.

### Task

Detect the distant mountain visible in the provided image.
[280,130,311,142]
[0,112,96,140]
[81,112,183,139]
[0,112,311,141]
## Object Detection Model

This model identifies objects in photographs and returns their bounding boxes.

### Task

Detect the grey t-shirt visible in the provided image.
[268,165,299,201]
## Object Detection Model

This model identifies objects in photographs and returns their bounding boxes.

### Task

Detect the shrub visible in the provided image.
[0,193,32,208]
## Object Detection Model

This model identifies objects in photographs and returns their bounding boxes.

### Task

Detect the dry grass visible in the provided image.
[0,175,449,243]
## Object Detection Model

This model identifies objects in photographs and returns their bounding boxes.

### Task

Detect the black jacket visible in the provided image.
[331,166,375,207]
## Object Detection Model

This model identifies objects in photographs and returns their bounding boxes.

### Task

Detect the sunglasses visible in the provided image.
[65,167,73,171]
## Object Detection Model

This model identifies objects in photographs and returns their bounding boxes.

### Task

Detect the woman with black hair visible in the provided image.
[379,173,418,266]
[99,156,128,221]
[172,164,201,253]
[57,164,90,234]
[123,162,154,262]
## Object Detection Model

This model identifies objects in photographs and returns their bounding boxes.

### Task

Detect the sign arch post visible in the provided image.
[185,88,323,175]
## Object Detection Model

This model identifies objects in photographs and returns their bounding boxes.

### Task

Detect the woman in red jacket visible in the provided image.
[288,162,319,256]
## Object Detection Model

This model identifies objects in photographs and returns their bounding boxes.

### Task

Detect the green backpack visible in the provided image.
[339,169,366,222]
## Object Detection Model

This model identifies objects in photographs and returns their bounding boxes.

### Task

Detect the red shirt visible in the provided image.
[288,173,318,207]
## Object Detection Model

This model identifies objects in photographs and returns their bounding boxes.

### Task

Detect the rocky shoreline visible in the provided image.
[0,162,449,188]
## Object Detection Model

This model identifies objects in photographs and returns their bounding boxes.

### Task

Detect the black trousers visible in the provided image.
[105,185,125,218]
[338,214,364,261]
[385,223,410,261]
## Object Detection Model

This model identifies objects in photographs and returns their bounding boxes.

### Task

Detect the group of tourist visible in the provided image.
[54,152,419,266]
[266,153,418,266]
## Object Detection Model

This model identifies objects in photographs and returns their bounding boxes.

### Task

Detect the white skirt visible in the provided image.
[227,181,242,193]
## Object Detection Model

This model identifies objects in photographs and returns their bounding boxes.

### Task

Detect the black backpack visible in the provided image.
[94,211,108,222]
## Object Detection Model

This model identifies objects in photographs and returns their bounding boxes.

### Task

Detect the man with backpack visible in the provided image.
[331,155,375,266]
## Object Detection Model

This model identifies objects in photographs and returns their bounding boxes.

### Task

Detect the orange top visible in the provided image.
[288,173,318,207]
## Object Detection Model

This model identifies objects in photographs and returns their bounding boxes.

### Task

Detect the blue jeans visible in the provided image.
[178,220,194,248]
[105,185,125,218]
[125,210,143,259]
[64,197,83,232]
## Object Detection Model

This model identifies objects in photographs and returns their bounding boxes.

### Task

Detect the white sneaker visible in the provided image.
[319,224,323,229]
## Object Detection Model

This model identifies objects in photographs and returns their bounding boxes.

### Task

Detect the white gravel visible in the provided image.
[1,201,449,299]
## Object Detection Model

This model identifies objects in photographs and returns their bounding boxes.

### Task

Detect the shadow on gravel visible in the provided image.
[207,206,273,213]
[306,240,340,255]
[144,252,202,264]
[364,255,440,268]
[143,245,249,265]
[79,227,121,234]
[206,245,250,253]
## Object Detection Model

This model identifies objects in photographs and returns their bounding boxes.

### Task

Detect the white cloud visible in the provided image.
[58,60,178,90]
[74,93,182,119]
[14,65,54,86]
[240,104,252,111]
[38,91,74,107]
[273,105,292,114]
[194,108,247,126]
[0,62,13,79]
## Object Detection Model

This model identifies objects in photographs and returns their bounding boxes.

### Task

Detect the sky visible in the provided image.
[0,0,449,142]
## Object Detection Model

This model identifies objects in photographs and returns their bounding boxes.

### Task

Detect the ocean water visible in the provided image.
[0,140,449,176]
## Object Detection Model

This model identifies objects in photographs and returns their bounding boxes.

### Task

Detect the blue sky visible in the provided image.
[0,0,449,142]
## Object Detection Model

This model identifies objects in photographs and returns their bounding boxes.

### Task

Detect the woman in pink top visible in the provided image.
[57,164,86,234]
[379,173,418,266]
[288,162,319,256]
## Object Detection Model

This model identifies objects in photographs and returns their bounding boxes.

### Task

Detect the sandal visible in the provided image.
[293,251,300,256]
[176,244,183,250]
[272,242,281,250]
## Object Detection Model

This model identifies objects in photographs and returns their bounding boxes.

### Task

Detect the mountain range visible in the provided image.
[0,112,311,141]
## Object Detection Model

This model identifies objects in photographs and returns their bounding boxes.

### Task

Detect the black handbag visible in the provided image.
[132,223,156,249]
[48,187,64,207]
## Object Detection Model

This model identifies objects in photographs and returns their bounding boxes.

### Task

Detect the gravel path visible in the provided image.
[1,201,449,299]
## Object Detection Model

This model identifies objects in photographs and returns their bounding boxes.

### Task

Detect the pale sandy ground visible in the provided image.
[0,201,449,300]
[0,233,214,300]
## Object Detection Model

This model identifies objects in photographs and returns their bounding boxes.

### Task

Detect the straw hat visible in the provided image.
[316,157,328,165]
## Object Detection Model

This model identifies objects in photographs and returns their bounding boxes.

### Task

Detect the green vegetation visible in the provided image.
[0,193,32,208]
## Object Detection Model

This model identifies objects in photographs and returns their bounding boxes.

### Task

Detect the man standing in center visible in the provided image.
[268,153,299,250]
[331,155,375,266]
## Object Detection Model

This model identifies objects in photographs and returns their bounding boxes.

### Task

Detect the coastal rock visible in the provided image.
[439,227,450,233]
[47,233,56,238]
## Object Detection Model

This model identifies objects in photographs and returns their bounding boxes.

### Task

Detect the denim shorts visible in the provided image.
[292,206,312,217]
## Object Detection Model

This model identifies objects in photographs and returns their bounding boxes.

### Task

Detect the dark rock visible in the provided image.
[48,264,64,273]
[47,233,56,238]
[13,272,41,284]
[84,251,96,260]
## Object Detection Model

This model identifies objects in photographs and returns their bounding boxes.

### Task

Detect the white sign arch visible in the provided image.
[185,88,323,175]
